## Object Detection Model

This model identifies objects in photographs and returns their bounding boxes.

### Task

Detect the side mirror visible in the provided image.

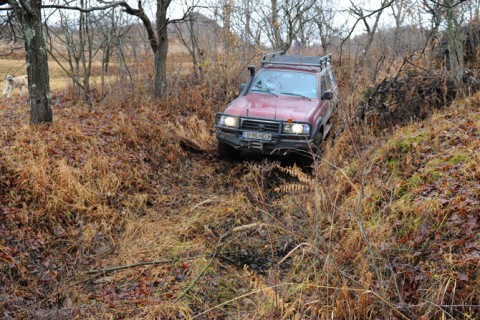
[321,91,333,100]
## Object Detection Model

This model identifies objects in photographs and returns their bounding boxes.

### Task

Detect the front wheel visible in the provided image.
[311,126,325,154]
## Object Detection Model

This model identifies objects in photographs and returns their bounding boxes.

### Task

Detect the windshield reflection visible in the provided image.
[249,70,318,99]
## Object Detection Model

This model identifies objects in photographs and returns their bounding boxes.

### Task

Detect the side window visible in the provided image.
[321,71,332,94]
[326,68,336,88]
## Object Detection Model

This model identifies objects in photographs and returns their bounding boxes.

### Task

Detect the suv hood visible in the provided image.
[225,93,318,122]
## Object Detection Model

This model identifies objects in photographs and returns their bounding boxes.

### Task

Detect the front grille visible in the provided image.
[241,119,280,133]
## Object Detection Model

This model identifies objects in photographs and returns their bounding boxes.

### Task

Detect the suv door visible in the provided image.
[317,68,336,140]
[324,68,338,108]
[320,70,333,118]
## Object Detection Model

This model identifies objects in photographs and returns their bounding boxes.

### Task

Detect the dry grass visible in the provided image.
[257,94,480,319]
[0,59,29,76]
[0,47,479,319]
[0,57,105,76]
[0,73,243,317]
[0,59,120,91]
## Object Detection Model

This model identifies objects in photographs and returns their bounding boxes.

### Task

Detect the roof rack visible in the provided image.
[261,50,286,63]
[261,53,332,69]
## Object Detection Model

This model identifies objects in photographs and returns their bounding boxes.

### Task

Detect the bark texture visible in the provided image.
[8,0,53,123]
[154,0,170,98]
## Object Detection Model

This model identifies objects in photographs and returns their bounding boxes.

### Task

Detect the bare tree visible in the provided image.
[346,0,395,89]
[96,9,116,98]
[47,4,117,110]
[87,8,136,98]
[230,0,262,47]
[2,0,52,123]
[106,0,194,98]
[420,0,469,93]
[0,9,23,54]
[420,0,446,67]
[260,0,314,51]
[174,11,206,83]
[313,0,345,54]
[222,0,234,41]
[390,0,407,53]
[242,0,253,45]
[444,0,466,93]
[79,0,94,109]
[0,0,121,123]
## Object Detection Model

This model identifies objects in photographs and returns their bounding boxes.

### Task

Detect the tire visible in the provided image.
[217,141,239,159]
[311,126,324,153]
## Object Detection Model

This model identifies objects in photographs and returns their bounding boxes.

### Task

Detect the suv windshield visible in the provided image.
[249,70,318,99]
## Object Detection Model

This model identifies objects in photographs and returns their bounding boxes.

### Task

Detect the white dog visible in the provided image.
[3,74,28,98]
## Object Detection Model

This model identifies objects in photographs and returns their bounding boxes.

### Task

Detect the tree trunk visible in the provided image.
[17,1,53,123]
[349,1,384,92]
[270,0,285,50]
[391,0,405,54]
[155,0,170,98]
[445,1,464,95]
[154,44,167,98]
[120,0,171,98]
[79,3,93,111]
[101,44,110,98]
[245,0,251,44]
[223,0,234,43]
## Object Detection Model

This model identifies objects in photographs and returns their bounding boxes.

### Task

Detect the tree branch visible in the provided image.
[40,1,124,12]
[429,0,467,9]
[342,0,395,45]
[98,0,159,52]
[17,0,30,13]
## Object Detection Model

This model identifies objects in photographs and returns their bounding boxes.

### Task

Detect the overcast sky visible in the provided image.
[166,0,395,36]
[43,0,395,38]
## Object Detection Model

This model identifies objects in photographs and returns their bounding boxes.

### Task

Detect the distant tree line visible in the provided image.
[0,0,478,123]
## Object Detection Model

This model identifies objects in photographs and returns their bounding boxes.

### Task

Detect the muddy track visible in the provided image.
[81,149,309,317]
[183,152,305,271]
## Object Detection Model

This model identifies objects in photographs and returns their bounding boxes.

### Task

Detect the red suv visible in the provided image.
[215,52,338,158]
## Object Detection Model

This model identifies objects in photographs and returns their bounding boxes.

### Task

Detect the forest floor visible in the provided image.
[0,86,479,319]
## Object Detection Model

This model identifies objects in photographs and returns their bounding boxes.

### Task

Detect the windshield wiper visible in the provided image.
[280,92,311,101]
[251,88,278,97]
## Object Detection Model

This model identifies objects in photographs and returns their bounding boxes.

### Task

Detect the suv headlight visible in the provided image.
[218,115,239,128]
[283,123,310,135]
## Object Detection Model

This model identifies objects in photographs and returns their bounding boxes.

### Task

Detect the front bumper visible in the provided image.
[217,131,313,155]
[215,114,314,155]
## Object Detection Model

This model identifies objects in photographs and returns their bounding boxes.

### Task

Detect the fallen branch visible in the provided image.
[190,196,220,212]
[86,223,265,276]
[86,254,206,275]
[173,248,218,304]
[173,223,266,303]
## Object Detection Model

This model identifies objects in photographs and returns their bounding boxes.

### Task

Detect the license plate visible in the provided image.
[243,131,272,141]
